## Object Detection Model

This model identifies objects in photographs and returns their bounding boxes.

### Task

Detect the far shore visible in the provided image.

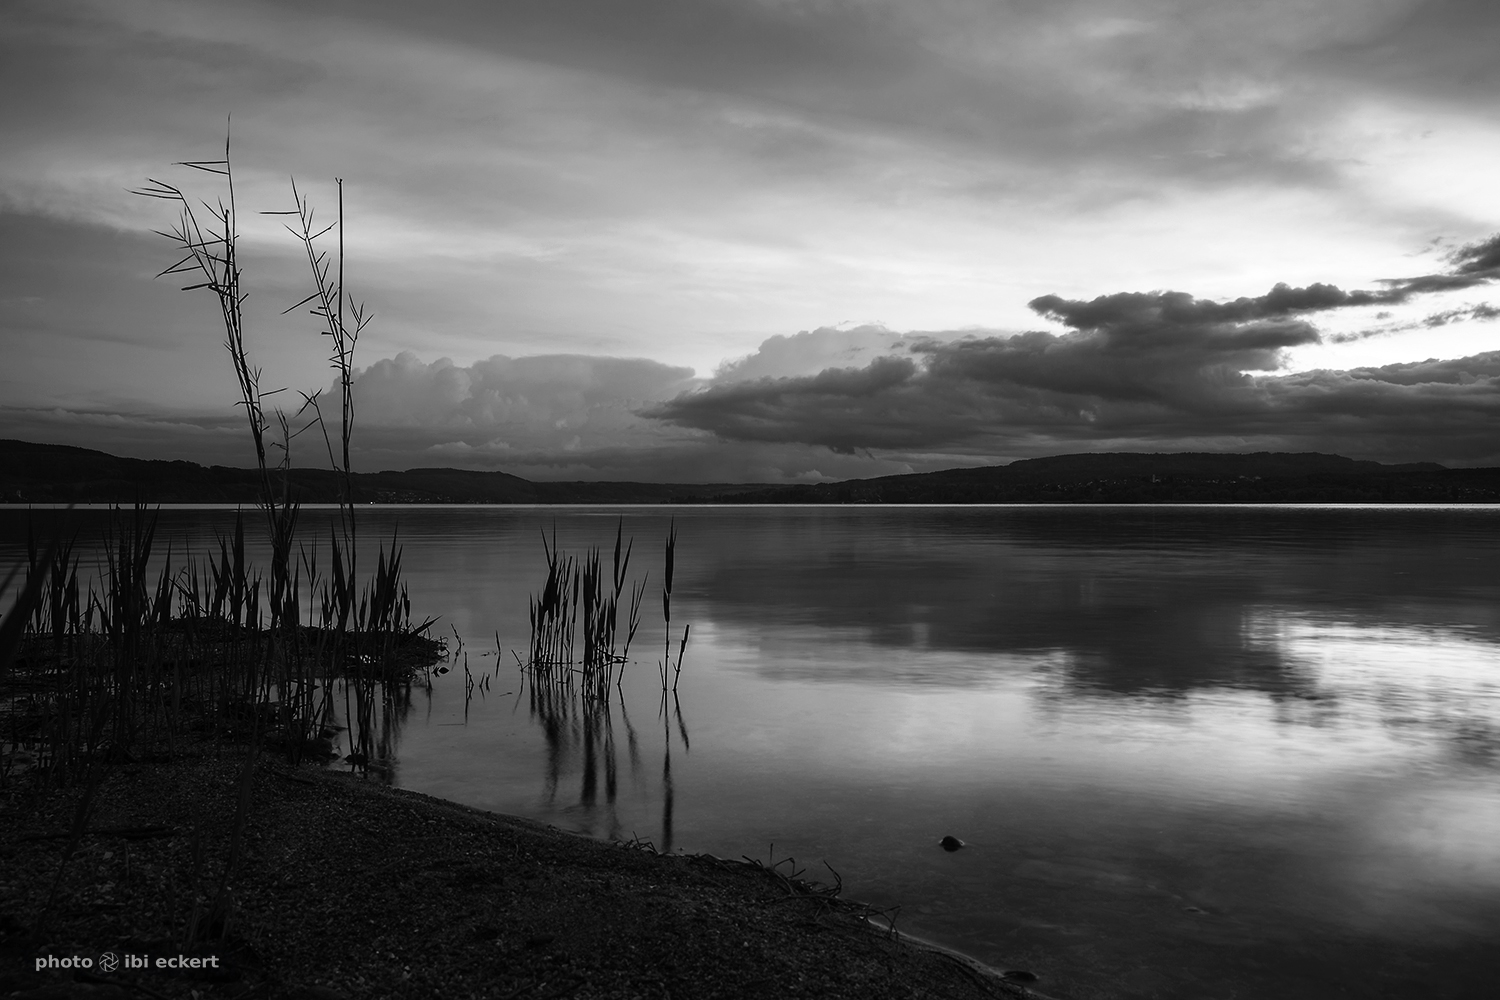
[8,438,1500,505]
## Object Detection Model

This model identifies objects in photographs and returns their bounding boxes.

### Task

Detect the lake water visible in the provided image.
[5,504,1500,999]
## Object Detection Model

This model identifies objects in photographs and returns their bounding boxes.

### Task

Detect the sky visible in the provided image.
[3,0,1500,481]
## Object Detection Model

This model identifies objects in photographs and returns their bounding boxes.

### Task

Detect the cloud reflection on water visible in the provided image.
[679,509,1500,751]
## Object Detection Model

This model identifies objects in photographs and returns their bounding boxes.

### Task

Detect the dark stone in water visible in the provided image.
[939,835,964,852]
[1002,970,1038,983]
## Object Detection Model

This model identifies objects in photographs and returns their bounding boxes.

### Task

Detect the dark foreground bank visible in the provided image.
[1,744,1034,1000]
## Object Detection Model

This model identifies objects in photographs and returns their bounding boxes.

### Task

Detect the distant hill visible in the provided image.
[4,439,1499,504]
[0,439,760,504]
[691,451,1500,504]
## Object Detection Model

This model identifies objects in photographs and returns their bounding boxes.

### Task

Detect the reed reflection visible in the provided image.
[659,694,690,853]
[522,668,689,848]
[519,519,692,848]
[330,675,417,783]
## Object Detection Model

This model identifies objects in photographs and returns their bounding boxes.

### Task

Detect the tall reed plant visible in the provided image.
[3,135,434,783]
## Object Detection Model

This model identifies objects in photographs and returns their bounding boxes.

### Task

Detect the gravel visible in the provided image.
[2,742,1034,1000]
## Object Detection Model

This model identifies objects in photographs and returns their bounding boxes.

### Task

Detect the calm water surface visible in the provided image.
[5,504,1500,999]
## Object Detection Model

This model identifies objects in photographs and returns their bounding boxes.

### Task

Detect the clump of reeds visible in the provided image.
[0,134,449,950]
[522,517,690,716]
[525,520,646,700]
[0,502,440,792]
[0,133,444,797]
[135,134,432,743]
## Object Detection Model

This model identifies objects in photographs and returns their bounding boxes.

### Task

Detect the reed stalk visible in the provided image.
[658,520,689,696]
[0,134,440,806]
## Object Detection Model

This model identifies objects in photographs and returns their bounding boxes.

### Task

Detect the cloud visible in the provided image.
[713,324,924,382]
[340,343,973,480]
[335,349,946,480]
[10,1,1500,479]
[1420,303,1500,327]
[12,249,1500,477]
[1449,232,1500,275]
[647,249,1500,464]
[1318,301,1499,343]
[0,404,251,468]
[350,351,700,456]
[653,354,925,455]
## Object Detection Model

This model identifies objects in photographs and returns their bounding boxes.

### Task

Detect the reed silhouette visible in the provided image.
[0,136,442,948]
[526,520,651,695]
[518,519,691,847]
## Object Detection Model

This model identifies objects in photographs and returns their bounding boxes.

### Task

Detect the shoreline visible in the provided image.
[2,741,1038,1000]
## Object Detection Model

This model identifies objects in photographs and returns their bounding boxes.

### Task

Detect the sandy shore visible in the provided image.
[1,742,1037,999]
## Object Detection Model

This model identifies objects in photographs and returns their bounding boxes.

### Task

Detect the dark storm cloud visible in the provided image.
[1022,269,1500,354]
[647,355,925,455]
[1032,281,1411,331]
[339,349,952,480]
[1449,233,1500,275]
[329,350,921,477]
[647,251,1500,464]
